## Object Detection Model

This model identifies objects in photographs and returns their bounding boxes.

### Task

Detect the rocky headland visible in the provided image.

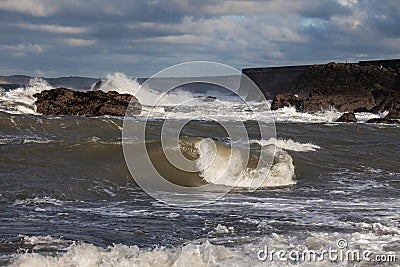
[270,62,400,123]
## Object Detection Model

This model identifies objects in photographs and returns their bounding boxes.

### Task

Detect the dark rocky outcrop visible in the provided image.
[383,98,400,119]
[386,110,400,120]
[202,96,217,102]
[34,88,141,116]
[270,62,400,118]
[366,118,400,124]
[271,94,303,111]
[243,59,400,99]
[303,86,377,112]
[336,112,357,123]
[91,80,103,91]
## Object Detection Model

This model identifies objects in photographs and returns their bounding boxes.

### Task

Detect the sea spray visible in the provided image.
[0,78,52,114]
[91,72,141,96]
[253,138,321,152]
[187,138,296,188]
[92,72,198,107]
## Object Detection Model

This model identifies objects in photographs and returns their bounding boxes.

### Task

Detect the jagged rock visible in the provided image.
[385,110,400,120]
[336,112,357,122]
[293,63,399,98]
[34,88,141,116]
[302,86,376,112]
[382,98,400,119]
[366,118,400,124]
[202,96,217,102]
[271,94,303,111]
[91,80,102,90]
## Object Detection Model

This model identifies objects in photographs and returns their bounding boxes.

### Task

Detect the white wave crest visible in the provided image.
[212,224,234,234]
[10,241,239,267]
[196,139,296,188]
[255,138,321,152]
[358,222,400,236]
[273,106,341,123]
[14,197,63,206]
[91,72,141,96]
[273,106,389,123]
[10,230,400,267]
[92,72,198,107]
[0,135,53,145]
[0,78,52,114]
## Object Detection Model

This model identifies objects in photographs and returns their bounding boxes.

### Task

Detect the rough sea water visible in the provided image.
[0,74,399,266]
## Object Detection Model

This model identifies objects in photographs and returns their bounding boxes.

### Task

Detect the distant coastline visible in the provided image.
[0,75,99,90]
[1,58,399,94]
[2,58,400,123]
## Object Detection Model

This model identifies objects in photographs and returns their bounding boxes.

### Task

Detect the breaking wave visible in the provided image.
[0,78,52,114]
[9,227,400,267]
[196,138,295,188]
[273,106,389,123]
[92,72,201,107]
[9,240,238,267]
[91,72,141,95]
[253,138,321,152]
[141,137,297,188]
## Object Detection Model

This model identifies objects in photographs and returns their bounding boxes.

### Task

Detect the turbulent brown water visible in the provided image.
[1,110,399,266]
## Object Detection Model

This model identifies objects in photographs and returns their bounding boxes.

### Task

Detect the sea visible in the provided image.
[0,73,399,266]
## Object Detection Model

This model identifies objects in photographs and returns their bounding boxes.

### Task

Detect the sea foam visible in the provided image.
[254,138,321,152]
[195,139,296,188]
[9,228,400,267]
[0,78,52,114]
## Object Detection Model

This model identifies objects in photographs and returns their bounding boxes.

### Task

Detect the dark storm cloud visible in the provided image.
[363,0,400,39]
[297,0,352,19]
[0,0,399,77]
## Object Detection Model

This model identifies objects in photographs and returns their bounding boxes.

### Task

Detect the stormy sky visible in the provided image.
[0,0,399,77]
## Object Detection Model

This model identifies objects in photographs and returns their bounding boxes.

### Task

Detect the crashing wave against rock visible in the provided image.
[271,62,400,123]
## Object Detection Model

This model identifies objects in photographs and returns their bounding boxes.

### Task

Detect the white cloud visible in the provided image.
[331,15,363,30]
[131,14,305,50]
[337,0,358,7]
[15,23,90,34]
[1,43,46,55]
[200,0,303,15]
[141,34,213,45]
[132,16,244,36]
[0,0,58,16]
[60,38,97,46]
[267,51,285,59]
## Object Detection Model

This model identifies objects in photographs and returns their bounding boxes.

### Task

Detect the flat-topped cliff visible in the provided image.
[265,61,400,122]
[243,59,400,99]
